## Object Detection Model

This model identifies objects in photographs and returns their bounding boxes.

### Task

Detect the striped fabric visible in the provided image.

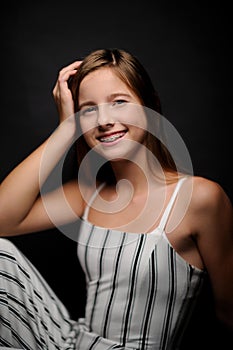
[75,177,206,349]
[0,238,79,349]
[0,177,206,349]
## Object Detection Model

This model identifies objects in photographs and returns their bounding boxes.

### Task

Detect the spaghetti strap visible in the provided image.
[157,177,187,232]
[82,183,106,221]
[83,178,187,229]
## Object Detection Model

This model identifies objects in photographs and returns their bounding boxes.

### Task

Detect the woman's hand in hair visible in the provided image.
[53,61,82,123]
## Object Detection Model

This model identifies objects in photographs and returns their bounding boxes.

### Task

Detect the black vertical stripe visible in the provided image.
[84,225,95,281]
[102,233,126,338]
[141,248,157,349]
[170,267,204,348]
[89,229,110,331]
[122,234,145,346]
[160,246,176,349]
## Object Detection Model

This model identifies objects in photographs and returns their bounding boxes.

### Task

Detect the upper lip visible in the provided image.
[97,130,127,139]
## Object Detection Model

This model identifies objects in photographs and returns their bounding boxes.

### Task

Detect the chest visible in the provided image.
[77,224,204,300]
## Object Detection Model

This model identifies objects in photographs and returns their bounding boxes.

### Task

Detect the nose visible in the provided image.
[97,104,115,128]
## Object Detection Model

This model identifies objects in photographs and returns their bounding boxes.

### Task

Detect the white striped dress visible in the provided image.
[0,178,206,349]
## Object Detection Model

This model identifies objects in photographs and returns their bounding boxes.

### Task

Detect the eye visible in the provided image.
[80,105,98,116]
[112,99,127,107]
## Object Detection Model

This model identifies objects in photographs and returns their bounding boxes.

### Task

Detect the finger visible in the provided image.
[53,68,77,97]
[58,69,77,84]
[53,61,82,97]
[58,60,83,76]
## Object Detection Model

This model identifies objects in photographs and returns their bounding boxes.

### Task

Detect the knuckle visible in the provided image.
[58,76,64,83]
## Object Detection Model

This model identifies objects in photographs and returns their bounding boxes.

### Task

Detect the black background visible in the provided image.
[1,1,232,347]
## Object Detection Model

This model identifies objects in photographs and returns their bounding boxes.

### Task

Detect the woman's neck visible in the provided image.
[110,158,164,195]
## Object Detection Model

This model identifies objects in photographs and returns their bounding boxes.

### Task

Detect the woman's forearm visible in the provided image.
[0,120,76,232]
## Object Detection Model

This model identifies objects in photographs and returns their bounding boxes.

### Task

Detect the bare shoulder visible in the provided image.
[190,176,232,210]
[188,178,233,330]
[188,176,233,233]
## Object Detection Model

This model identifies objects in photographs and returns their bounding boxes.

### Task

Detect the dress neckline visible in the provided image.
[82,177,187,235]
[80,213,205,273]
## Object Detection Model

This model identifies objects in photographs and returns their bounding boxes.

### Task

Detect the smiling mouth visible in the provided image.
[98,131,127,143]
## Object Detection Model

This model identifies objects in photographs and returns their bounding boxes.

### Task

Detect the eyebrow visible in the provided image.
[78,92,132,110]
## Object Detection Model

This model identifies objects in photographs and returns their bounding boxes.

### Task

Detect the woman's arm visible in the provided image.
[193,178,233,329]
[0,61,83,236]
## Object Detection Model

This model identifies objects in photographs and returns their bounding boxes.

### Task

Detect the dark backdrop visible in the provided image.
[1,1,232,347]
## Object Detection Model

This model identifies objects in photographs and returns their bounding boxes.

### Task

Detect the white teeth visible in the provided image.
[100,132,125,143]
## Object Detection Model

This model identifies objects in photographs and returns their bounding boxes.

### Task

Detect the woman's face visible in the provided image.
[78,68,148,161]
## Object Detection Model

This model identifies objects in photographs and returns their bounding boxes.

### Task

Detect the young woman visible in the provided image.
[0,48,232,349]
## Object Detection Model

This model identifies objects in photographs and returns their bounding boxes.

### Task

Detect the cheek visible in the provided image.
[119,104,147,130]
[79,117,96,135]
[78,119,95,149]
[133,127,148,145]
[82,131,95,149]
